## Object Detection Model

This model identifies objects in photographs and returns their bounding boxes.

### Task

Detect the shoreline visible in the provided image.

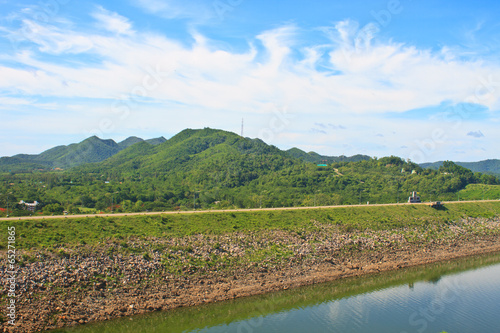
[1,217,500,332]
[55,241,500,329]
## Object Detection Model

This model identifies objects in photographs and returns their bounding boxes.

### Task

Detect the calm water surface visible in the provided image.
[52,253,500,333]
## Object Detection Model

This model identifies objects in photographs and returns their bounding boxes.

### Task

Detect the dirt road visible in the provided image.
[1,200,499,221]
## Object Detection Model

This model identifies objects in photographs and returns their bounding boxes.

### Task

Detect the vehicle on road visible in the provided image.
[429,201,443,208]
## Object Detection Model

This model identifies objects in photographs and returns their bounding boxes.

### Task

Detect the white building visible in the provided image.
[408,192,421,203]
[19,200,39,212]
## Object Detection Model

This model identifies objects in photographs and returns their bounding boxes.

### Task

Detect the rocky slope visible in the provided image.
[1,217,500,332]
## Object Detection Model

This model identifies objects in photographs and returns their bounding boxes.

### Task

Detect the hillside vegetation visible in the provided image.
[0,136,166,172]
[285,148,370,164]
[0,128,499,216]
[421,159,500,176]
[458,184,500,201]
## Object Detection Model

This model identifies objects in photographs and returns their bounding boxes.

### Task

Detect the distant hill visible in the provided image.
[421,159,500,176]
[117,136,144,150]
[145,137,167,145]
[2,127,497,182]
[1,128,499,214]
[2,131,371,173]
[0,136,166,172]
[79,128,293,190]
[286,147,371,164]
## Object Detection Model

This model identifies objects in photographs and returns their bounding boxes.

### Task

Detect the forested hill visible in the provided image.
[74,128,297,188]
[421,160,500,176]
[0,136,166,172]
[286,147,370,164]
[1,128,499,216]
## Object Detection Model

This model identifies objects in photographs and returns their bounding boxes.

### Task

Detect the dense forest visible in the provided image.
[1,128,499,216]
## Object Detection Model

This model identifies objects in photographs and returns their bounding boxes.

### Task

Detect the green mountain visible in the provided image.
[2,128,498,217]
[117,136,144,150]
[77,128,295,190]
[0,136,166,172]
[145,137,167,145]
[421,159,500,176]
[286,147,370,164]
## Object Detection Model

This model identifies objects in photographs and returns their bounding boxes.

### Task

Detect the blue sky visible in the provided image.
[1,0,500,162]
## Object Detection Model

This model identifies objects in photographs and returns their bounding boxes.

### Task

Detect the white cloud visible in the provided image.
[3,18,500,117]
[0,96,33,108]
[132,0,215,23]
[91,7,134,35]
[325,20,500,114]
[1,14,500,159]
[13,19,94,54]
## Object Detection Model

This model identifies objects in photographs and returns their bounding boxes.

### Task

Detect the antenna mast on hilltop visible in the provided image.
[241,118,244,137]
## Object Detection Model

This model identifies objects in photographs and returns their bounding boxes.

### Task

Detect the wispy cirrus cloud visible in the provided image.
[3,14,500,116]
[5,19,94,55]
[132,0,216,23]
[91,6,134,35]
[1,7,500,160]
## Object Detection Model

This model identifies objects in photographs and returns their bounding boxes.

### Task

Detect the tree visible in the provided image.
[80,195,95,208]
[43,203,64,215]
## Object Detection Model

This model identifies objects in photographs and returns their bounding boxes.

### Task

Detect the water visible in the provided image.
[51,253,500,333]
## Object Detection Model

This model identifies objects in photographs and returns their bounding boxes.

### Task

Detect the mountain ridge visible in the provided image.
[1,128,499,214]
[1,129,498,176]
[286,147,371,164]
[420,159,500,176]
[0,135,167,172]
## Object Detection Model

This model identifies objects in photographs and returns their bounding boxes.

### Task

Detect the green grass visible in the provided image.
[2,202,500,250]
[459,184,500,200]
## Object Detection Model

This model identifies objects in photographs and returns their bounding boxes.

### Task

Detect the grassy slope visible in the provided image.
[459,184,500,200]
[2,202,500,250]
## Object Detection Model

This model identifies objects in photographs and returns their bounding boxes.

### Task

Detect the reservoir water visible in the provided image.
[52,253,500,333]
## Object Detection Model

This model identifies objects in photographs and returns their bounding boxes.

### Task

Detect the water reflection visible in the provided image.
[50,253,500,333]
